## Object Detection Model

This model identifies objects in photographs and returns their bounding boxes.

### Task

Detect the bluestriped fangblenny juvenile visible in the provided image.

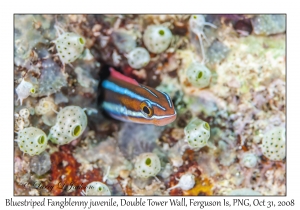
[98,67,176,126]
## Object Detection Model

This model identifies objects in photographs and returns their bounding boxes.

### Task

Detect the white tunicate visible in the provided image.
[85,182,111,196]
[17,127,48,156]
[143,25,172,54]
[135,153,161,179]
[184,118,210,150]
[35,97,56,115]
[19,108,30,119]
[189,15,216,34]
[111,30,137,54]
[16,79,34,105]
[262,127,286,161]
[186,62,211,88]
[189,15,206,32]
[242,153,258,168]
[189,15,216,62]
[167,173,195,192]
[53,32,85,64]
[48,106,87,145]
[127,47,150,69]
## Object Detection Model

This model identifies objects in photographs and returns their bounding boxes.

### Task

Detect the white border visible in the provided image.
[1,0,299,210]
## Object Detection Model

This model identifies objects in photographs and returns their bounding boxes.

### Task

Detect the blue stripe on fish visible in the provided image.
[99,67,177,126]
[102,80,166,111]
[102,101,176,120]
[159,91,173,108]
[139,85,158,98]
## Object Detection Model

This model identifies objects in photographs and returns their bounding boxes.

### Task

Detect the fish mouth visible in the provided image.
[153,110,177,126]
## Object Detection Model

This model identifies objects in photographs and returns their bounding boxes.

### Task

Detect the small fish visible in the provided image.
[98,67,176,126]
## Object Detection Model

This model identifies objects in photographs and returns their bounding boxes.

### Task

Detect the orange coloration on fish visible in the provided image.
[100,68,176,126]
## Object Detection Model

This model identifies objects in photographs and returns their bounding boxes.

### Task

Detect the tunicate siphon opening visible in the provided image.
[98,187,102,191]
[30,88,36,94]
[72,125,82,137]
[203,122,210,130]
[43,102,49,108]
[193,16,197,19]
[197,71,203,79]
[38,136,45,144]
[159,30,165,36]
[79,37,85,45]
[145,158,151,166]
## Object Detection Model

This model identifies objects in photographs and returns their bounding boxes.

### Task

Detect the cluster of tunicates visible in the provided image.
[106,22,174,71]
[125,24,173,69]
[18,108,31,128]
[16,106,88,157]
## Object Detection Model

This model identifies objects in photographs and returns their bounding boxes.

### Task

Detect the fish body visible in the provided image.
[99,68,176,126]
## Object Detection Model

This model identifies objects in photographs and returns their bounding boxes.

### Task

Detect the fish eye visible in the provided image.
[143,106,150,114]
[140,101,154,118]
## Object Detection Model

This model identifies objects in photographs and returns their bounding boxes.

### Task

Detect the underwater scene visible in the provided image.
[14,14,286,196]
